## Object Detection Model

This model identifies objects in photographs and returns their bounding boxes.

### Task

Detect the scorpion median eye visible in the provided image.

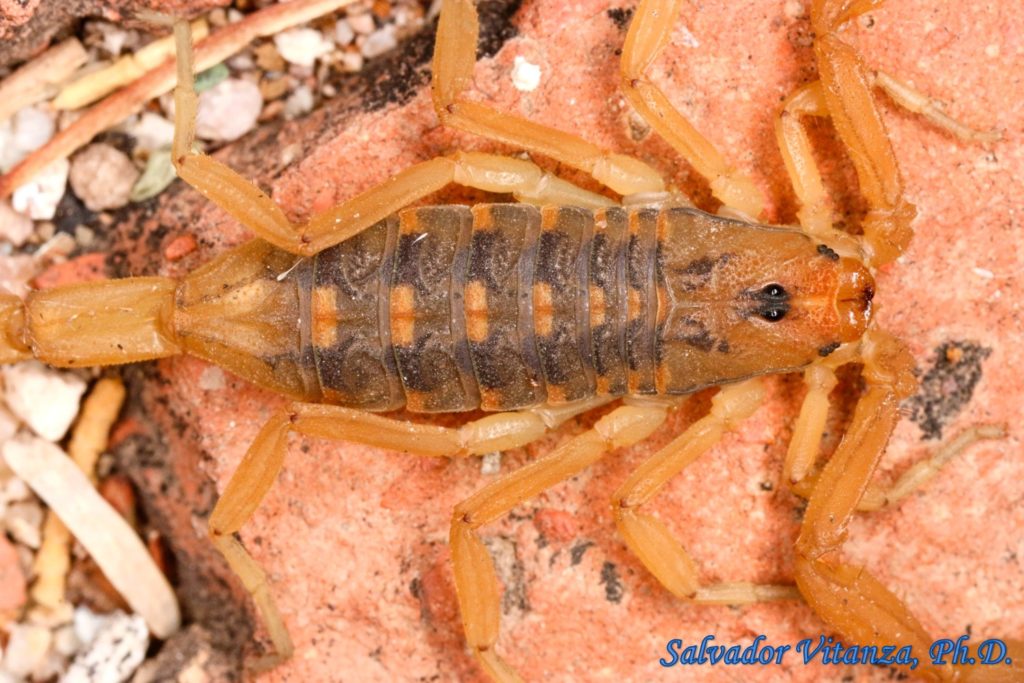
[760,307,787,322]
[762,284,786,298]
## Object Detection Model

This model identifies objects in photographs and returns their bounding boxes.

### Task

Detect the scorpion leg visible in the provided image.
[172,22,611,257]
[451,401,670,682]
[210,404,568,668]
[620,0,764,218]
[612,380,797,603]
[433,0,666,196]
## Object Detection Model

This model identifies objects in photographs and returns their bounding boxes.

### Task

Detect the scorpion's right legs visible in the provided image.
[612,380,798,604]
[620,0,764,218]
[210,404,565,668]
[451,401,670,682]
[433,0,667,197]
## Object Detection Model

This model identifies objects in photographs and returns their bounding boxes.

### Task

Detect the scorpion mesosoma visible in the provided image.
[0,0,1020,680]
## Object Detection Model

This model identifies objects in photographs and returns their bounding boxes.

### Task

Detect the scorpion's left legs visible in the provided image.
[620,0,764,218]
[171,21,611,258]
[433,0,667,197]
[451,401,671,682]
[612,380,797,603]
[209,404,569,668]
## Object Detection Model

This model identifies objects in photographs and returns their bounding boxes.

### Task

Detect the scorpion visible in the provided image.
[0,0,1019,680]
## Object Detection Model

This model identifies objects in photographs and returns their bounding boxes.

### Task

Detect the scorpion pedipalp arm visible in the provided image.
[451,402,670,682]
[620,0,765,218]
[791,330,943,677]
[612,380,798,603]
[432,0,666,197]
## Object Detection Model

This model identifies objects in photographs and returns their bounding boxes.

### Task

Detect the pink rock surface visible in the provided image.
[113,1,1023,681]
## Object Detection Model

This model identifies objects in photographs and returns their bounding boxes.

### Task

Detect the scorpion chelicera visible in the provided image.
[0,0,1018,680]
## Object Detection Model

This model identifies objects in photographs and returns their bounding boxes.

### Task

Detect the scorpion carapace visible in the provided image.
[0,205,870,415]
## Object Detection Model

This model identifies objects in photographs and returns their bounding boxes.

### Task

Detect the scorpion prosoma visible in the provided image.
[0,0,1020,680]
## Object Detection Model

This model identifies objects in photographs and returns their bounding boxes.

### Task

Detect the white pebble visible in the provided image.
[195,78,263,142]
[198,366,225,391]
[338,50,365,72]
[273,28,334,68]
[53,623,83,657]
[0,254,37,298]
[480,452,502,475]
[0,106,56,173]
[0,200,34,245]
[284,84,315,119]
[65,611,149,683]
[123,112,175,154]
[5,499,44,548]
[69,143,141,212]
[11,156,69,220]
[2,362,87,441]
[511,56,541,92]
[347,11,375,35]
[2,623,52,679]
[334,19,355,46]
[361,26,397,59]
[972,266,995,279]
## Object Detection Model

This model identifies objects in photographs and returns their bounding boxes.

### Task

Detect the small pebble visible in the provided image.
[2,362,88,441]
[2,623,52,678]
[53,623,82,657]
[129,148,176,203]
[361,26,397,58]
[347,11,376,35]
[338,49,365,72]
[334,19,355,46]
[0,200,34,246]
[69,143,140,211]
[0,253,37,297]
[255,42,286,72]
[284,84,315,119]
[65,611,149,683]
[0,404,19,443]
[273,28,334,68]
[0,106,56,173]
[480,452,502,475]
[163,234,197,261]
[511,56,541,92]
[195,79,263,141]
[5,499,44,548]
[198,366,226,391]
[123,112,175,154]
[11,157,69,220]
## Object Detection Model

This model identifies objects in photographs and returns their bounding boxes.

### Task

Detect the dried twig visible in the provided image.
[0,0,358,200]
[53,20,209,111]
[0,39,88,123]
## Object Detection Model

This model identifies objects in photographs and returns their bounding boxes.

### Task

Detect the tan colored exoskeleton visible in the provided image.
[0,0,1018,680]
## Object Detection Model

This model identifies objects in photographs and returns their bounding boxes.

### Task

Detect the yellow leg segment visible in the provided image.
[210,403,561,667]
[613,380,797,603]
[451,401,670,682]
[621,0,764,218]
[433,0,666,196]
